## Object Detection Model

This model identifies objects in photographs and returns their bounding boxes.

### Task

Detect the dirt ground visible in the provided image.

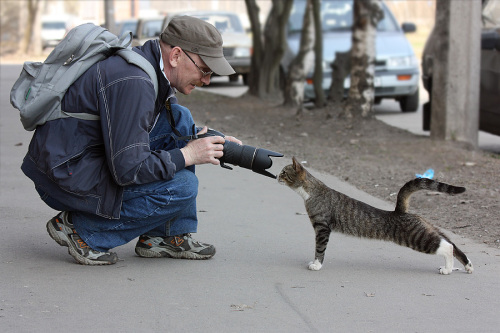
[180,90,500,249]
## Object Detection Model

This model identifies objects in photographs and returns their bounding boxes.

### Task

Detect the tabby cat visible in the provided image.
[278,157,473,275]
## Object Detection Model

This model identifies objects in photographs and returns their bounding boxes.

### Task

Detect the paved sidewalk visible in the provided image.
[1,65,499,332]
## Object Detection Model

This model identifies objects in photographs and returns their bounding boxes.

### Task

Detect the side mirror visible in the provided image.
[402,22,417,33]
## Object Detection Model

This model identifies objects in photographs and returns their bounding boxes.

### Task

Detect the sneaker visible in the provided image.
[135,234,216,260]
[46,212,118,265]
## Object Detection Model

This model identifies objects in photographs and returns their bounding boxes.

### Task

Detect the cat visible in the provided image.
[278,157,473,275]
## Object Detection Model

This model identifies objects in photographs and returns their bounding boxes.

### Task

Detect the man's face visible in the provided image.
[174,50,212,95]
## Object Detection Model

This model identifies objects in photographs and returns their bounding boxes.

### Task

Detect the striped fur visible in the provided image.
[278,157,473,274]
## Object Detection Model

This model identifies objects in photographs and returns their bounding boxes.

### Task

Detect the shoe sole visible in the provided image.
[135,246,215,260]
[46,220,117,266]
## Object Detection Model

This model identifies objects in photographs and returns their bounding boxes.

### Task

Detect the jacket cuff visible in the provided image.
[169,148,186,171]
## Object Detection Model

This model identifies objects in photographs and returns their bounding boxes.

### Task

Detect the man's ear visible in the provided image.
[169,46,182,68]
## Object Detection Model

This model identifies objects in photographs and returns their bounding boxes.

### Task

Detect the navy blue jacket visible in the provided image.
[21,40,185,219]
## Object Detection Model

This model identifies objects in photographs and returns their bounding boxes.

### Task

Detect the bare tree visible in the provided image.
[104,0,116,32]
[244,0,263,95]
[245,0,293,99]
[22,0,45,55]
[311,0,325,108]
[327,50,351,112]
[342,0,383,118]
[283,0,315,114]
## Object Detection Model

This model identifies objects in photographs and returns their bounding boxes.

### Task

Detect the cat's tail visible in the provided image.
[394,178,465,213]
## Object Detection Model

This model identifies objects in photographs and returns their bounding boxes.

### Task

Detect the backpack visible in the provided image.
[10,22,158,131]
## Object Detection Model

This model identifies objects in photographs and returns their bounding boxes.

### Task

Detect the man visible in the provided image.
[21,16,242,265]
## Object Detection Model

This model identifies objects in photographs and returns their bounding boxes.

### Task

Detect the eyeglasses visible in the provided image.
[182,49,213,77]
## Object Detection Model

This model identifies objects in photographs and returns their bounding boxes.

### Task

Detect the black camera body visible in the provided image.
[198,129,283,179]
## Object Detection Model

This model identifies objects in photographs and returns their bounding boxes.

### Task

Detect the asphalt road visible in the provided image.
[1,65,499,332]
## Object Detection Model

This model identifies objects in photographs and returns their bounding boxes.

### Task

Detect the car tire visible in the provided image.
[399,88,419,112]
[229,74,239,82]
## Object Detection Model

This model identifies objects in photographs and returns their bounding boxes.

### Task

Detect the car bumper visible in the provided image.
[304,69,420,100]
[225,58,251,75]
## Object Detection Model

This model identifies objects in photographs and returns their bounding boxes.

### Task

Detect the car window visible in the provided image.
[288,0,398,33]
[191,14,244,33]
[42,22,66,30]
[120,21,137,35]
[142,20,163,38]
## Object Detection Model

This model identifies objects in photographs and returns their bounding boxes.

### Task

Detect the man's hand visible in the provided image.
[181,126,225,166]
[224,135,242,145]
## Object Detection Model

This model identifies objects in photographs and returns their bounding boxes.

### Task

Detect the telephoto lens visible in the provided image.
[199,129,283,178]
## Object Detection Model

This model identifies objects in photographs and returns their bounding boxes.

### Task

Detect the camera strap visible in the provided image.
[164,99,199,141]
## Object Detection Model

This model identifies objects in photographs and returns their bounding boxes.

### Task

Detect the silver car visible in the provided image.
[285,0,420,112]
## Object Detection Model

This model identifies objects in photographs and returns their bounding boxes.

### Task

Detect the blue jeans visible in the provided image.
[39,104,199,252]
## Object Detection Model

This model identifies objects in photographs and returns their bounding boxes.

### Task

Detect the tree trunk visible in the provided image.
[246,0,293,100]
[23,0,44,56]
[311,0,325,108]
[104,0,116,33]
[343,0,383,118]
[327,50,351,110]
[283,0,315,114]
[244,0,262,95]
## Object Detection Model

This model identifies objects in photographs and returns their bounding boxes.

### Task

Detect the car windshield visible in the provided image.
[191,14,244,33]
[288,0,398,33]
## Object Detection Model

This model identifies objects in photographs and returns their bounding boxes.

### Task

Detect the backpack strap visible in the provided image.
[117,49,158,98]
[62,49,158,122]
[61,111,101,121]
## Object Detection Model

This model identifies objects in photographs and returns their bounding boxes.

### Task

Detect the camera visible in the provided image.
[198,129,283,179]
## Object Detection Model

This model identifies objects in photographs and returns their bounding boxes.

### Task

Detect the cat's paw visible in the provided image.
[439,266,452,275]
[308,259,322,271]
[465,262,474,274]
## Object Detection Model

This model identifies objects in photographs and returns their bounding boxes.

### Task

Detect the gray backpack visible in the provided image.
[10,23,158,131]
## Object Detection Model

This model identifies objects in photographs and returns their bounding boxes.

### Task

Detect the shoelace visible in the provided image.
[71,229,90,249]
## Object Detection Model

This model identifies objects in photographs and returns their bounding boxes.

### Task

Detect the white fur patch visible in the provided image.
[308,259,322,271]
[295,186,310,201]
[436,239,454,275]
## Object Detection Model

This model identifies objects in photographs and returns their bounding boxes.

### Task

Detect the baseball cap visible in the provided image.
[160,16,235,76]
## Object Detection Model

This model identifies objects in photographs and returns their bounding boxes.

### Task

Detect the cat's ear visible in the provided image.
[292,156,304,173]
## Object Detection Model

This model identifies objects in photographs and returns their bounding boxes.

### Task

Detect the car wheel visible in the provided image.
[399,88,419,112]
[229,74,239,82]
[242,74,249,85]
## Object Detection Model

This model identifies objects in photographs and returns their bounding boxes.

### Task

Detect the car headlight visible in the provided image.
[234,47,251,58]
[386,55,417,69]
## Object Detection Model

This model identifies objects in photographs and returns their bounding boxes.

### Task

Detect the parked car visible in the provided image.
[41,18,68,49]
[422,0,500,136]
[284,0,420,112]
[131,17,166,47]
[115,18,138,37]
[163,11,252,84]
